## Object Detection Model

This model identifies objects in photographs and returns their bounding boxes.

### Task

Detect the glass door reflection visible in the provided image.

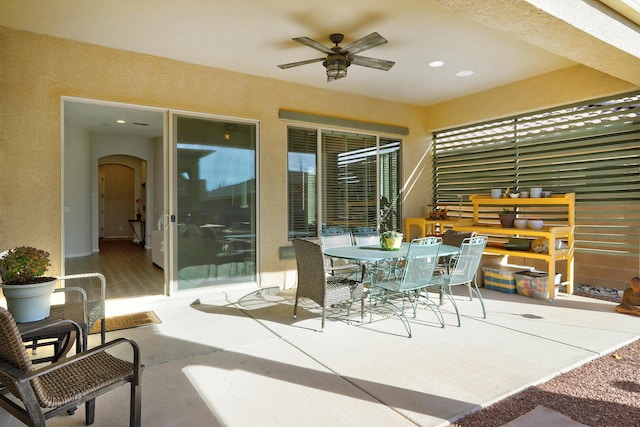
[174,115,257,290]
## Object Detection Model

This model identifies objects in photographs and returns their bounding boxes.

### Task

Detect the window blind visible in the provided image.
[287,127,402,238]
[433,91,640,256]
[287,127,317,239]
[322,130,378,232]
[379,141,401,232]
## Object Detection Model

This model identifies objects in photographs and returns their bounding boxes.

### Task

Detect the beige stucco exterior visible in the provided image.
[1,26,637,290]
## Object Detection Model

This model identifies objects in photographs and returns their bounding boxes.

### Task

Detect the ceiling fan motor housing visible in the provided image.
[329,33,344,45]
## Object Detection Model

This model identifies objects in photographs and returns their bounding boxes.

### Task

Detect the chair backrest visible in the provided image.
[321,233,353,249]
[448,235,488,285]
[398,237,441,292]
[353,231,380,246]
[292,239,327,307]
[442,229,476,247]
[0,307,36,398]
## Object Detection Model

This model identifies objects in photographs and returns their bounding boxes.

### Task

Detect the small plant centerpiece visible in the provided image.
[380,230,403,250]
[0,246,58,322]
[428,206,449,221]
[498,207,517,228]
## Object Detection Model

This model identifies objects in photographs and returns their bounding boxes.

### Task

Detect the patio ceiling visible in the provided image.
[3,0,640,109]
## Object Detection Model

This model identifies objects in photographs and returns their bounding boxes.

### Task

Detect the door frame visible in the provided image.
[61,96,169,295]
[61,96,260,298]
[168,110,260,296]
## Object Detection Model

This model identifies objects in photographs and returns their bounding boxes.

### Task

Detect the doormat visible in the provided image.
[90,311,161,334]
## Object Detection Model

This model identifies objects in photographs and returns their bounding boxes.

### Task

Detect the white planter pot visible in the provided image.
[381,236,403,249]
[0,278,58,323]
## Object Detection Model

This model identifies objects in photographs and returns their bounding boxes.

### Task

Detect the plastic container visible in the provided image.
[515,271,562,299]
[483,265,533,294]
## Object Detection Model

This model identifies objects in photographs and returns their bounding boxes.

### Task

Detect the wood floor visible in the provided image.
[64,239,165,301]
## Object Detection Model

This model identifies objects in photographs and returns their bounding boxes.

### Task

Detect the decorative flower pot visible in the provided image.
[498,213,517,228]
[381,236,403,250]
[0,278,58,322]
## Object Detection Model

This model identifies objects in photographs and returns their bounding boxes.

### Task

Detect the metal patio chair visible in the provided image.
[292,239,364,330]
[366,237,443,337]
[429,235,488,326]
[0,306,142,427]
[353,230,380,246]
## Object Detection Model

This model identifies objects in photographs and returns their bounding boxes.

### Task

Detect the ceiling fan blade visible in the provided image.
[277,57,325,69]
[341,32,388,55]
[350,55,395,71]
[292,37,334,55]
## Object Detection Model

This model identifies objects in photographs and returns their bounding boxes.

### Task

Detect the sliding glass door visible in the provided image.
[171,114,257,291]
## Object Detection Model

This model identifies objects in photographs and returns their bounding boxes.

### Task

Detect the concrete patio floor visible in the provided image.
[3,285,639,426]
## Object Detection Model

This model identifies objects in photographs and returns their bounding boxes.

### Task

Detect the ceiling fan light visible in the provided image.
[324,55,349,79]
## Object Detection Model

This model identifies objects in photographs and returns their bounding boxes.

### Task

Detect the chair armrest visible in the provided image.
[53,286,88,301]
[58,273,106,302]
[0,359,30,382]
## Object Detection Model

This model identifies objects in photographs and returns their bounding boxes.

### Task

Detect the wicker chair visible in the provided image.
[0,307,142,426]
[320,232,360,278]
[292,239,364,330]
[57,273,107,345]
[20,273,107,365]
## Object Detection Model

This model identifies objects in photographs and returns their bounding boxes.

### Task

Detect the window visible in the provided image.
[288,127,401,239]
[433,91,640,257]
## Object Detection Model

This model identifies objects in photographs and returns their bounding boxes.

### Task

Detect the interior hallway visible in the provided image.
[65,239,165,300]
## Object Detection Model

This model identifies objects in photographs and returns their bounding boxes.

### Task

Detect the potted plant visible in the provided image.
[498,208,517,228]
[380,230,403,250]
[0,246,58,322]
[428,206,449,220]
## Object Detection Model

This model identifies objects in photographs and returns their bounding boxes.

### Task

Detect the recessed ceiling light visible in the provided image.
[456,70,474,77]
[429,60,445,67]
[116,119,126,124]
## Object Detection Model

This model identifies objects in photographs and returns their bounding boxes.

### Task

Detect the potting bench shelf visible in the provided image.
[454,193,575,299]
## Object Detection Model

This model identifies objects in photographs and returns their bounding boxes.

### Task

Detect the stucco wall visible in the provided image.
[0,27,429,289]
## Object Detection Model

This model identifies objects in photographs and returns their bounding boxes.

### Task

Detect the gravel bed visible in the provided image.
[451,338,640,426]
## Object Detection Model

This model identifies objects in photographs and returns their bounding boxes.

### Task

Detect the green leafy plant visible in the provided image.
[0,246,52,285]
[502,207,516,214]
[381,230,400,239]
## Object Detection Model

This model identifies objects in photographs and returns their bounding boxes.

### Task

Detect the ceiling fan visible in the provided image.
[277,32,395,82]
